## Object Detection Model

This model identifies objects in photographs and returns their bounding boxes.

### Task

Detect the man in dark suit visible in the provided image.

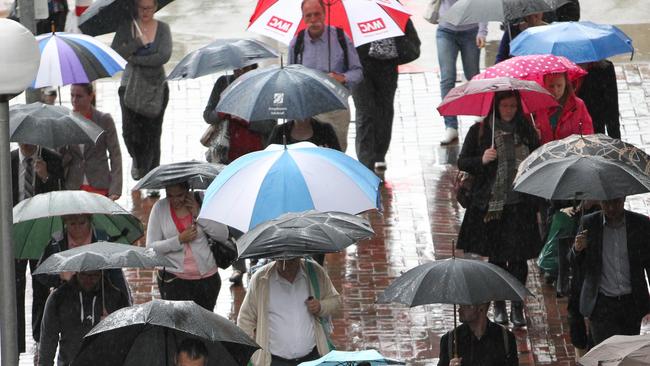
[11,143,64,354]
[572,197,650,345]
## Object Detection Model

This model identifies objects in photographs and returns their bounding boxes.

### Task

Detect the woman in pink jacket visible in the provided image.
[535,72,594,144]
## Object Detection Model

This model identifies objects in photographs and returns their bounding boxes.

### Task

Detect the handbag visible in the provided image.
[423,0,441,24]
[395,19,421,65]
[203,120,230,164]
[368,38,398,60]
[208,236,238,269]
[123,66,167,118]
[454,170,474,208]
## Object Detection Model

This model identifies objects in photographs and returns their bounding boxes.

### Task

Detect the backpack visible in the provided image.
[293,27,349,70]
[454,122,484,208]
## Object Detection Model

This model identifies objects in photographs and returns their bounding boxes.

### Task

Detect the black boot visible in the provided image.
[511,301,526,327]
[493,301,508,324]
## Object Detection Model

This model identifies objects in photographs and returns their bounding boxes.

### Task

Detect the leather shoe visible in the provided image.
[511,301,526,327]
[229,270,243,286]
[493,301,508,324]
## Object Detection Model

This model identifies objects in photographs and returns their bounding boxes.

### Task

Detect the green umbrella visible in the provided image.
[13,191,144,259]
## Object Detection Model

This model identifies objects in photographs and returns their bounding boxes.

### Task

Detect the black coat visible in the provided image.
[11,148,64,205]
[438,320,518,366]
[456,119,542,260]
[573,210,650,319]
[576,60,620,138]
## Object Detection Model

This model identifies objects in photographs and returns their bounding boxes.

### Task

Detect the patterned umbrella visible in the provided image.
[33,32,126,88]
[513,134,650,200]
[473,54,587,86]
[248,0,411,46]
[437,77,558,116]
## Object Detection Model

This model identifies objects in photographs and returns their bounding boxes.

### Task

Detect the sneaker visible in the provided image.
[440,128,459,145]
[374,161,387,171]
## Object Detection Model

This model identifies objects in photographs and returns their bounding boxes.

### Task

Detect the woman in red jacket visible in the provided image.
[535,72,594,144]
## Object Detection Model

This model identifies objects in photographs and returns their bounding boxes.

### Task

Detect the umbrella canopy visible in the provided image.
[32,242,172,274]
[33,32,126,87]
[299,350,404,366]
[78,0,174,36]
[216,64,349,121]
[199,142,381,232]
[132,161,225,191]
[473,54,587,86]
[9,102,104,149]
[437,77,558,116]
[236,210,374,260]
[510,21,634,63]
[167,39,279,81]
[72,299,260,366]
[440,0,557,26]
[513,134,650,200]
[578,334,650,366]
[376,258,532,306]
[13,191,144,259]
[248,0,411,46]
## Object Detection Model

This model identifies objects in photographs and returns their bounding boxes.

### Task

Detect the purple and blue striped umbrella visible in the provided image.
[33,32,126,88]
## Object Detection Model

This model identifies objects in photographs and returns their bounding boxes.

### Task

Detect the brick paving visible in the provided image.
[16,62,650,365]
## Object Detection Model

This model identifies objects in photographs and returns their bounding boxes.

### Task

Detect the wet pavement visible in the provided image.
[15,62,650,366]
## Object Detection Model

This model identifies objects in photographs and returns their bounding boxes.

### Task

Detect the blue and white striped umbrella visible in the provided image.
[33,32,126,88]
[198,142,381,232]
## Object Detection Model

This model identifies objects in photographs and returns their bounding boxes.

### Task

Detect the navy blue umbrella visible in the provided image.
[216,64,349,122]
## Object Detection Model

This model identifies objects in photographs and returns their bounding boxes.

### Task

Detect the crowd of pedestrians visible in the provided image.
[7,0,650,365]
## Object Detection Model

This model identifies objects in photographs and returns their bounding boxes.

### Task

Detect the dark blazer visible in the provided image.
[576,60,620,139]
[11,148,64,206]
[574,210,650,318]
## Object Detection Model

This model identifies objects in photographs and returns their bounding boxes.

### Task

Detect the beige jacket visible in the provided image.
[237,260,341,366]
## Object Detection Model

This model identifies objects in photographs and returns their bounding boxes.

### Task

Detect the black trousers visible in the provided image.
[590,293,641,345]
[270,347,320,366]
[157,270,221,311]
[352,60,398,169]
[118,85,169,177]
[15,259,50,352]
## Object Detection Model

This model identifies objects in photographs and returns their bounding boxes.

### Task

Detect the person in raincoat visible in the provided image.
[38,271,130,366]
[534,72,594,144]
[456,90,541,327]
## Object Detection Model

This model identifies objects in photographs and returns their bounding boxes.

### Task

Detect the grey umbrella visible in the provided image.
[72,299,260,366]
[9,102,104,149]
[377,258,532,306]
[32,242,172,274]
[167,39,279,80]
[216,64,349,121]
[440,0,558,25]
[132,161,225,191]
[513,134,650,200]
[236,210,375,260]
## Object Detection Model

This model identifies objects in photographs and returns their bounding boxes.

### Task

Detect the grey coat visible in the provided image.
[60,108,123,196]
[111,20,171,91]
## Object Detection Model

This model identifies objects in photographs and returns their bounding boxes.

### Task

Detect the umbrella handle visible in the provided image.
[453,303,458,358]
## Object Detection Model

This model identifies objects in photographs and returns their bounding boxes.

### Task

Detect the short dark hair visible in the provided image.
[176,339,208,365]
[301,0,326,12]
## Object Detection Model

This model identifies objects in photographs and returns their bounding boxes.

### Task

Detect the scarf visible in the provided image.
[485,118,530,222]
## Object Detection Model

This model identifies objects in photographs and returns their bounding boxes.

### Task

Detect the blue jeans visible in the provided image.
[437,27,481,129]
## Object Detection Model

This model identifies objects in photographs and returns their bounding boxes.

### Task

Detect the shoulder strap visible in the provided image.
[305,259,321,299]
[335,27,349,70]
[294,29,306,65]
[500,325,509,356]
[447,330,454,361]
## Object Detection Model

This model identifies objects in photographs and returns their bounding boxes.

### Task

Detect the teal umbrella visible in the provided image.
[13,191,144,259]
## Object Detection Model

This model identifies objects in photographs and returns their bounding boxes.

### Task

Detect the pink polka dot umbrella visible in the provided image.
[473,54,587,87]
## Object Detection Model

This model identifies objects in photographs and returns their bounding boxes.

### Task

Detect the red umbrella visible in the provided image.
[248,0,411,46]
[472,54,587,86]
[437,77,558,117]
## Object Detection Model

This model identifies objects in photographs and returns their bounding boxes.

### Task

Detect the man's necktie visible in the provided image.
[24,157,34,199]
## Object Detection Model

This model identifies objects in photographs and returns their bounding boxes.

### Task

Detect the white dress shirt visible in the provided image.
[267,268,316,359]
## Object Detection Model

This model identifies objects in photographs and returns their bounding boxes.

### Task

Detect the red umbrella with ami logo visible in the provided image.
[248,0,411,47]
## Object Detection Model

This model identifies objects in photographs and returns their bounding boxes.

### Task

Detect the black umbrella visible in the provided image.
[514,134,650,200]
[10,102,104,149]
[236,210,374,260]
[72,300,260,366]
[216,64,349,121]
[376,258,531,307]
[167,39,279,81]
[78,0,174,36]
[132,161,225,191]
